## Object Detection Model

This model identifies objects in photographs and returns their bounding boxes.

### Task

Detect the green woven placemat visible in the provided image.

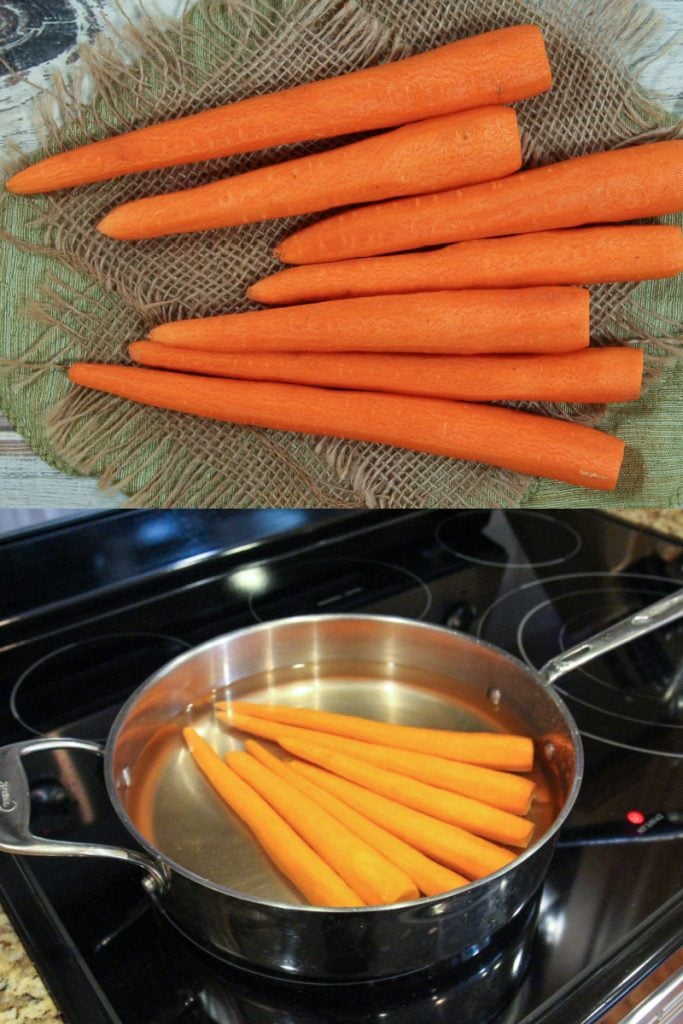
[1,0,681,508]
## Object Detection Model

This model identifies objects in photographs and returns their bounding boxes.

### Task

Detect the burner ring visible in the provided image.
[12,632,191,740]
[517,591,683,730]
[477,572,683,759]
[436,511,582,569]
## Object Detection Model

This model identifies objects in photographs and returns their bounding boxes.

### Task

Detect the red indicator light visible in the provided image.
[626,810,646,826]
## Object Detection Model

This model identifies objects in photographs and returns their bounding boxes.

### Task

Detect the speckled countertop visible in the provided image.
[1,508,682,1023]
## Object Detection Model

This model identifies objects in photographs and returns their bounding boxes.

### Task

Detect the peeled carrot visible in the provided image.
[278,737,534,848]
[130,341,644,404]
[6,26,550,194]
[181,728,363,907]
[275,140,683,264]
[218,709,536,815]
[290,760,517,880]
[245,740,469,896]
[226,750,418,905]
[66,363,626,490]
[148,288,590,355]
[97,107,522,240]
[223,702,535,771]
[251,225,683,302]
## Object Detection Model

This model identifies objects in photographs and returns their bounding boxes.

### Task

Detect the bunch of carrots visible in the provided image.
[7,24,683,491]
[182,701,540,906]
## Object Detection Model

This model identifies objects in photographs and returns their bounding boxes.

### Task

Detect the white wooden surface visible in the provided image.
[0,0,681,508]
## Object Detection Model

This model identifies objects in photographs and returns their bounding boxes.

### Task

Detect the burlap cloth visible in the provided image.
[1,0,681,508]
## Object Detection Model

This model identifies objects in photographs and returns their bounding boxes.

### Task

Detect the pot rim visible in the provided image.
[104,613,584,914]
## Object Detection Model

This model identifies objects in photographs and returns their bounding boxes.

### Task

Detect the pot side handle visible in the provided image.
[0,736,167,893]
[540,587,683,686]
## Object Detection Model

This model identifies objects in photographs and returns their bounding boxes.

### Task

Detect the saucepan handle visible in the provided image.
[540,587,683,686]
[0,736,167,893]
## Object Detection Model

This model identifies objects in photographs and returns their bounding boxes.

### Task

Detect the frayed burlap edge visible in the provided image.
[1,0,681,508]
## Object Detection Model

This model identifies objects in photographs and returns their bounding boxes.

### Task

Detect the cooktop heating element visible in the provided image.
[0,509,681,1024]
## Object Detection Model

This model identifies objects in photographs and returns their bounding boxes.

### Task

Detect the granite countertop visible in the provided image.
[1,508,682,1022]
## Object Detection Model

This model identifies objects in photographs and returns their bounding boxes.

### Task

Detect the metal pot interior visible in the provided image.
[106,615,582,904]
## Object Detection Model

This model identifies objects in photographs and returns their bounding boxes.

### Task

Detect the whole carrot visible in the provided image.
[218,703,535,771]
[129,341,644,404]
[275,140,683,264]
[250,225,683,302]
[290,761,517,881]
[218,708,536,815]
[66,363,626,490]
[245,740,469,896]
[226,750,419,905]
[278,737,534,848]
[147,288,590,355]
[6,26,550,194]
[181,728,363,907]
[97,107,522,240]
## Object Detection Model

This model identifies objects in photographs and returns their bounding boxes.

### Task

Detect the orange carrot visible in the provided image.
[148,288,590,355]
[6,26,550,194]
[181,728,363,907]
[251,225,683,303]
[290,760,517,880]
[66,363,626,490]
[222,702,535,771]
[218,709,536,815]
[226,750,418,905]
[130,341,643,404]
[275,140,683,264]
[277,737,534,848]
[245,740,469,896]
[97,107,521,240]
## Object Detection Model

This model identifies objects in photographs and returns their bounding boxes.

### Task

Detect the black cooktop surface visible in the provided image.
[0,510,681,1024]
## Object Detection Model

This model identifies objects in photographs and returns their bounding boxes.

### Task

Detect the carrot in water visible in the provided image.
[147,288,590,356]
[290,760,517,880]
[97,107,522,240]
[129,341,644,404]
[277,737,534,848]
[226,750,418,905]
[181,728,363,907]
[66,363,626,490]
[218,708,536,815]
[221,702,535,771]
[245,740,469,896]
[250,225,683,303]
[275,140,683,264]
[6,26,550,194]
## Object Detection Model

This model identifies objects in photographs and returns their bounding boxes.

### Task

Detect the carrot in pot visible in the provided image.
[289,760,517,881]
[6,25,550,194]
[147,288,591,355]
[181,728,363,907]
[226,750,419,905]
[129,341,644,405]
[244,740,469,896]
[97,107,522,240]
[218,702,535,771]
[250,225,683,303]
[217,708,536,815]
[275,140,683,264]
[66,363,626,491]
[277,737,534,848]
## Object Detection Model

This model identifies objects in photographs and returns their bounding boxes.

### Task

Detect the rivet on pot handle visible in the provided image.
[540,588,683,686]
[0,736,168,894]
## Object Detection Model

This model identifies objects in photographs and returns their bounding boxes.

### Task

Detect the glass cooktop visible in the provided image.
[0,510,681,1024]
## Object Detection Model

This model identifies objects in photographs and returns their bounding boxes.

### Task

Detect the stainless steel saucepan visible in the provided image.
[1,590,681,981]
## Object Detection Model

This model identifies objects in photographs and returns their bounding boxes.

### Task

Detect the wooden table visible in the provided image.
[0,0,681,506]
